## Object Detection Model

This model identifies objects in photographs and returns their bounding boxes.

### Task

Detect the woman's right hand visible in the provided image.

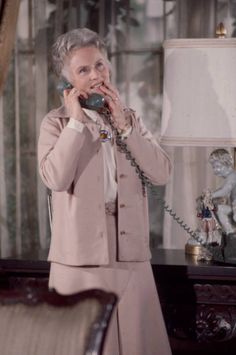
[63,88,88,122]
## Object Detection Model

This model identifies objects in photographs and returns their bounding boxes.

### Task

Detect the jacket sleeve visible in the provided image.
[124,111,171,186]
[38,114,89,191]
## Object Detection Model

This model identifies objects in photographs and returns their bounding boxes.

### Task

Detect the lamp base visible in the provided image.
[185,241,213,262]
[185,242,205,256]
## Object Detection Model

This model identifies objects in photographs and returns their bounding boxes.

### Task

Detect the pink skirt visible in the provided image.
[49,213,172,355]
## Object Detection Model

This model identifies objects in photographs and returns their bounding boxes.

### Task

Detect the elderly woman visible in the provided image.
[38,28,172,355]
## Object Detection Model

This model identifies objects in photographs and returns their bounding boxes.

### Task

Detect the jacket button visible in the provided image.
[120,231,126,235]
[119,174,126,178]
[120,203,125,208]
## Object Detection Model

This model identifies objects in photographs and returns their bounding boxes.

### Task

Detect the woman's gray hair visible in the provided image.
[51,28,107,77]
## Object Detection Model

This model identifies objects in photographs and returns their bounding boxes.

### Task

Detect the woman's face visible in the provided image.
[62,46,110,95]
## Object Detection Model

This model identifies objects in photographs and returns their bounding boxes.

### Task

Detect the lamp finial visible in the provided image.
[216,22,227,38]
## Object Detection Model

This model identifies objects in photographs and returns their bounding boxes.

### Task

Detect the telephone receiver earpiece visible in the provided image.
[57,78,107,112]
[57,79,73,94]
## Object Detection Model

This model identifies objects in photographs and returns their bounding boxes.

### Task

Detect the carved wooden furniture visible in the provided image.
[0,280,117,355]
[151,249,236,355]
[1,249,236,354]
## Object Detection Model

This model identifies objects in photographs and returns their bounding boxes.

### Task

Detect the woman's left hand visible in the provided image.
[99,81,131,133]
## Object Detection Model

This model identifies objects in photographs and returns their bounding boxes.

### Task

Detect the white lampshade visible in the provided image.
[160,38,236,146]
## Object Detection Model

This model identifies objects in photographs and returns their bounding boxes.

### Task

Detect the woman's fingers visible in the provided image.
[104,80,119,97]
[100,83,120,103]
[100,86,118,102]
[99,84,131,132]
[63,87,87,120]
[63,88,88,99]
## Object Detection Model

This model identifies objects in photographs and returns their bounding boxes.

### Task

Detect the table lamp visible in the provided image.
[160,25,236,257]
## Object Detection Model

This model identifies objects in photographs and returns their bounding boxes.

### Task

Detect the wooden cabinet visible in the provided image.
[152,249,236,354]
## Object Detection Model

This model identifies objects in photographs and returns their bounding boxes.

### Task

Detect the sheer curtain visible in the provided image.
[163,146,220,248]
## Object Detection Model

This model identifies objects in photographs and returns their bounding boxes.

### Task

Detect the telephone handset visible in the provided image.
[57,78,107,112]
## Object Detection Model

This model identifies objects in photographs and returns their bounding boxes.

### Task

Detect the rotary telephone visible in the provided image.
[52,78,226,263]
[57,79,107,111]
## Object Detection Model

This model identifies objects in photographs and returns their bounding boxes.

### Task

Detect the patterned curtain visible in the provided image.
[0,0,20,256]
[0,0,20,93]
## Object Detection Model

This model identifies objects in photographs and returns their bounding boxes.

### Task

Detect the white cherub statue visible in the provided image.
[209,148,236,236]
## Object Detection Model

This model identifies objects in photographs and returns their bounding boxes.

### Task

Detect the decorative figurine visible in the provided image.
[186,149,236,262]
[196,188,221,245]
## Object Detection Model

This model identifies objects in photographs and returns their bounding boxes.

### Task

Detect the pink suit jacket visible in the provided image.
[38,106,171,266]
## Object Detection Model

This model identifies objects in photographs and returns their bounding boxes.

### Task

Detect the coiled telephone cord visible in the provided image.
[102,110,205,247]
